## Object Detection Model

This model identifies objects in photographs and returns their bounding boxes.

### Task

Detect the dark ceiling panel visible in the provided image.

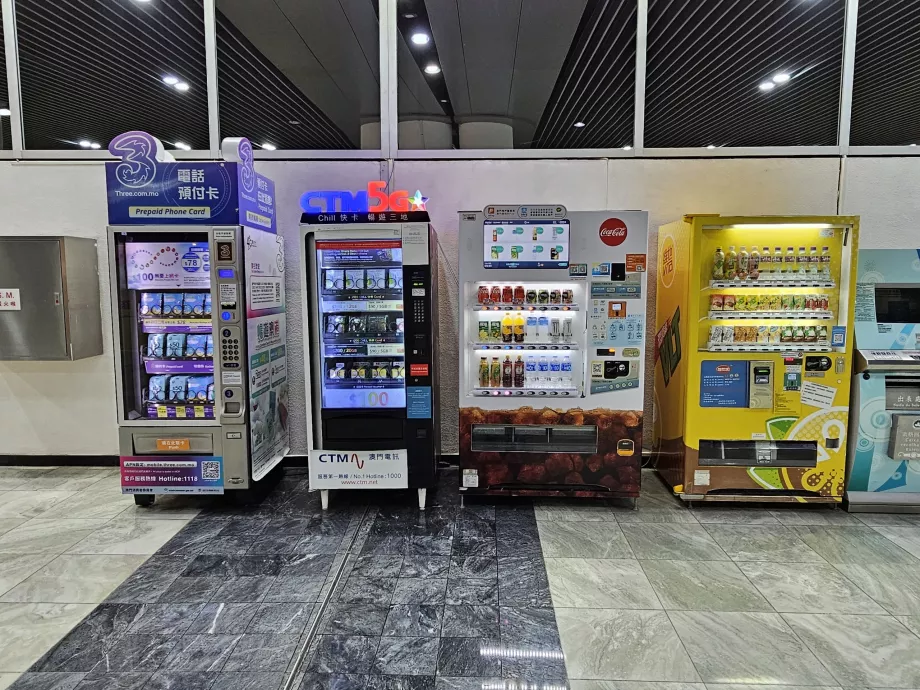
[645,0,845,148]
[0,12,10,149]
[851,0,920,146]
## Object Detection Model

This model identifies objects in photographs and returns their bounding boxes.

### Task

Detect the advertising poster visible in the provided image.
[308,449,409,489]
[121,456,224,495]
[244,227,289,480]
[125,241,211,290]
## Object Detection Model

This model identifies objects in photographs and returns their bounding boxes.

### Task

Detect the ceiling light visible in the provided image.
[773,73,791,84]
[174,142,191,151]
[706,144,716,150]
[403,12,417,19]
[573,121,585,128]
[89,143,101,149]
[424,63,441,75]
[440,99,447,103]
[411,32,430,46]
[162,76,179,86]
[759,81,775,92]
[623,145,632,151]
[0,108,9,116]
[174,82,190,92]
[289,120,300,125]
[78,140,91,148]
[261,143,277,151]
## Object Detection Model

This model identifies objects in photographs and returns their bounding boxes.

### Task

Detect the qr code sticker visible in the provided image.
[202,461,221,480]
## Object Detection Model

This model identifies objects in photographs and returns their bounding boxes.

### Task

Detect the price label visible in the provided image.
[194,406,206,418]
[175,406,187,418]
[156,406,169,419]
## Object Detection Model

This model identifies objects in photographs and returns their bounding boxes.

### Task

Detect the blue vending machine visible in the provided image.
[847,248,920,511]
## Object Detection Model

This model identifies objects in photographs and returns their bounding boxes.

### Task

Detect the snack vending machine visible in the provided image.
[301,211,439,509]
[846,248,920,512]
[653,214,859,502]
[458,206,648,498]
[106,134,288,505]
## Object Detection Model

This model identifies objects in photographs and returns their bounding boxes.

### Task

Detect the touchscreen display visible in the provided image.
[484,220,569,269]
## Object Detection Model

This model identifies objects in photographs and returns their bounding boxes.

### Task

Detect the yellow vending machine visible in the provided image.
[653,215,859,502]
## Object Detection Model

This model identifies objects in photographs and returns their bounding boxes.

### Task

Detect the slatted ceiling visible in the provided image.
[851,0,920,146]
[644,0,845,148]
[0,13,10,149]
[531,0,637,149]
[215,11,355,150]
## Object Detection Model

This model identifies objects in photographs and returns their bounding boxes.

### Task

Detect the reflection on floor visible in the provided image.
[6,466,920,690]
[0,466,201,690]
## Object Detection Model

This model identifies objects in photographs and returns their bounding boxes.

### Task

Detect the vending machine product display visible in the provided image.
[846,248,920,512]
[107,133,288,505]
[458,205,648,498]
[301,211,439,509]
[653,214,859,502]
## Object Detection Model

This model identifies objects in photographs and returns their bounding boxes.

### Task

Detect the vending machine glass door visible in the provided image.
[112,231,215,422]
[315,239,407,410]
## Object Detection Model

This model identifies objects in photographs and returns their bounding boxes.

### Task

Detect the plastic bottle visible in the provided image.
[737,246,749,280]
[808,246,819,276]
[820,246,831,279]
[712,246,725,280]
[501,313,514,343]
[478,357,489,388]
[525,314,538,341]
[490,357,501,387]
[797,247,807,276]
[538,356,550,387]
[784,247,796,278]
[513,313,526,343]
[725,246,738,280]
[773,247,784,279]
[525,355,537,388]
[560,355,573,389]
[537,315,550,341]
[760,247,771,276]
[749,247,760,280]
[502,355,513,388]
[549,356,562,388]
[513,356,525,388]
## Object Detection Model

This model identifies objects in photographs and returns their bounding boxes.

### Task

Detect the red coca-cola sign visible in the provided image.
[599,218,628,246]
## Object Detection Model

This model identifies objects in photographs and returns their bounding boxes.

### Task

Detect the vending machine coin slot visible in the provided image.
[604,360,630,379]
[805,355,832,372]
[748,360,774,409]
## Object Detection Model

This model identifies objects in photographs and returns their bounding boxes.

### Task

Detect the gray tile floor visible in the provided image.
[0,467,200,689]
[7,466,920,690]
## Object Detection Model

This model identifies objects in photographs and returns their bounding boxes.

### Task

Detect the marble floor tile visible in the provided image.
[0,555,149,604]
[214,672,283,690]
[245,536,301,556]
[294,536,343,555]
[373,637,439,675]
[668,611,835,685]
[37,492,133,522]
[0,520,27,538]
[613,506,699,525]
[738,562,884,614]
[871,525,920,560]
[770,508,861,527]
[247,603,312,635]
[689,508,780,525]
[499,606,561,652]
[784,613,920,687]
[640,560,770,612]
[143,670,218,690]
[222,633,297,673]
[383,605,443,637]
[897,614,920,637]
[209,576,275,604]
[533,504,617,522]
[335,578,397,605]
[263,576,324,604]
[72,672,152,689]
[440,605,496,638]
[66,520,187,556]
[836,562,920,615]
[186,603,260,635]
[445,580,498,607]
[115,497,201,523]
[451,537,496,559]
[157,523,229,558]
[538,521,633,559]
[0,553,59,597]
[0,493,78,520]
[125,603,204,635]
[352,555,403,579]
[322,603,389,636]
[180,555,284,579]
[546,558,661,609]
[399,556,449,579]
[703,525,824,563]
[391,579,446,605]
[305,635,378,674]
[854,512,920,527]
[621,524,727,561]
[556,608,699,681]
[568,683,706,690]
[5,673,87,690]
[0,603,95,672]
[161,634,242,673]
[88,634,178,674]
[218,519,271,538]
[436,637,500,677]
[447,557,495,580]
[13,469,114,493]
[791,525,918,564]
[279,554,336,578]
[32,603,145,672]
[197,536,255,557]
[0,468,58,491]
[0,520,111,555]
[434,677,503,690]
[497,556,552,608]
[0,674,16,690]
[156,577,224,604]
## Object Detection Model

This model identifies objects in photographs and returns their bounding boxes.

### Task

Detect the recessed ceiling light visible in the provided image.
[424,63,441,75]
[411,32,430,45]
[573,121,586,128]
[759,81,775,91]
[773,73,791,84]
[440,99,447,103]
[912,143,918,147]
[623,145,632,151]
[174,82,190,92]
[289,120,300,125]
[90,143,101,149]
[706,144,716,150]
[78,140,91,148]
[403,12,417,19]
[0,108,9,116]
[162,76,179,85]
[261,143,277,151]
[174,142,191,151]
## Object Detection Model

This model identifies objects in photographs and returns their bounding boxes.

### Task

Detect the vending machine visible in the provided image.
[107,133,288,505]
[846,248,920,512]
[653,214,859,502]
[458,205,648,498]
[301,211,439,509]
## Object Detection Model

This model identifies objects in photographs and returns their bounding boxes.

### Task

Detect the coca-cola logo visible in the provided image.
[599,218,628,246]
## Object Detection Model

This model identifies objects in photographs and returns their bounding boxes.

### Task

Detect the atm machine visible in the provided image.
[846,248,920,512]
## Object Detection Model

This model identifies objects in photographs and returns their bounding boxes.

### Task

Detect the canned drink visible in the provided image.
[526,289,537,304]
[538,290,550,304]
[562,289,573,304]
[550,318,561,342]
[549,289,561,304]
[478,286,491,304]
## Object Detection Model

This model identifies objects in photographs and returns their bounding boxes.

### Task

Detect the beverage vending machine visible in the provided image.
[301,211,439,509]
[107,133,288,505]
[846,248,920,512]
[653,214,859,503]
[458,205,649,498]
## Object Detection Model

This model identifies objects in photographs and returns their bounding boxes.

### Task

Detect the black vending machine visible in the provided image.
[301,211,439,508]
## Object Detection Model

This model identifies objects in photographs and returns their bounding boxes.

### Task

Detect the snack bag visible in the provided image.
[781,294,794,311]
[723,294,736,311]
[769,325,781,343]
[710,294,724,311]
[734,295,747,311]
[757,325,769,344]
[722,326,735,343]
[769,294,782,311]
[792,294,805,311]
[757,295,771,311]
[709,326,723,344]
